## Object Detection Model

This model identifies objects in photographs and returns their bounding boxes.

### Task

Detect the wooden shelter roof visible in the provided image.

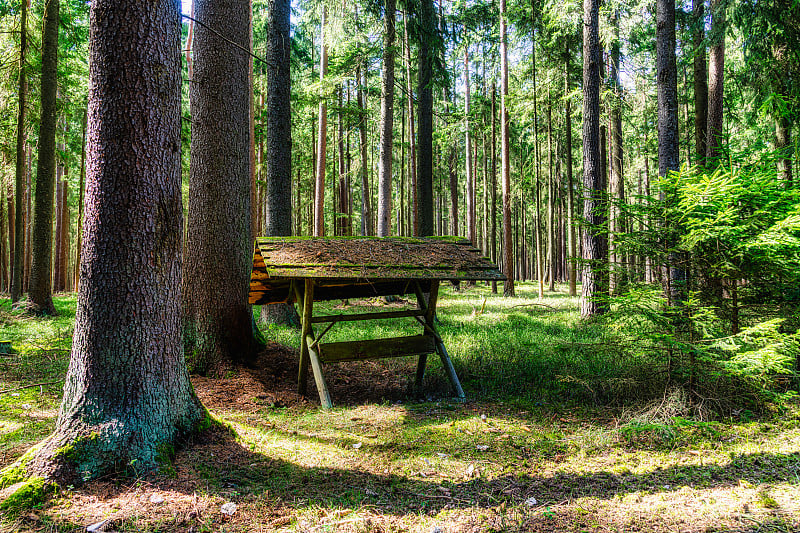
[249,236,505,305]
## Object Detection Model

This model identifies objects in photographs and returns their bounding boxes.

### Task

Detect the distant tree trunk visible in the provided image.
[377,0,396,237]
[706,0,725,163]
[657,0,686,307]
[357,64,372,235]
[11,0,28,304]
[581,0,608,317]
[7,187,14,294]
[261,0,295,326]
[417,0,435,236]
[29,0,59,314]
[16,0,204,485]
[546,103,555,292]
[491,82,498,294]
[73,109,87,292]
[776,114,792,186]
[693,0,707,166]
[404,15,418,236]
[500,0,514,296]
[464,47,475,245]
[185,0,261,376]
[314,9,328,236]
[565,49,576,297]
[58,178,69,292]
[609,12,625,295]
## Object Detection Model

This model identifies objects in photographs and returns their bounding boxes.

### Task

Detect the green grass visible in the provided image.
[1,286,799,532]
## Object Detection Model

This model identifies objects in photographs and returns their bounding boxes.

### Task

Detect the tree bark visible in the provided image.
[776,113,792,186]
[609,12,625,295]
[417,0,435,236]
[261,0,296,326]
[314,9,328,236]
[500,0,514,296]
[565,48,576,297]
[581,0,608,317]
[29,0,59,314]
[693,0,707,166]
[357,64,372,235]
[464,47,475,245]
[404,15,417,236]
[9,0,204,486]
[73,109,87,292]
[184,0,261,376]
[11,0,27,304]
[377,0,396,237]
[657,0,686,306]
[706,0,725,163]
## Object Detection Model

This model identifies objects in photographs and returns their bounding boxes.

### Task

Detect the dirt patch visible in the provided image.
[192,342,427,412]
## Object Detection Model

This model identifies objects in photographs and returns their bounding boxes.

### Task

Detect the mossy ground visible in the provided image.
[1,287,799,532]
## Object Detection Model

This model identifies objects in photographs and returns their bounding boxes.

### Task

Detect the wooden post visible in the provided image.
[295,279,313,395]
[413,280,429,392]
[426,280,465,399]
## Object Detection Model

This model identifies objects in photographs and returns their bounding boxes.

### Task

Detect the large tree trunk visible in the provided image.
[491,82,498,294]
[546,103,555,292]
[11,0,27,304]
[184,0,260,376]
[377,0,396,237]
[417,0,435,236]
[261,0,296,326]
[314,10,328,237]
[608,12,625,296]
[5,0,205,487]
[657,0,686,307]
[404,15,417,236]
[29,0,59,314]
[500,0,514,296]
[693,0,708,166]
[581,0,608,317]
[706,0,725,163]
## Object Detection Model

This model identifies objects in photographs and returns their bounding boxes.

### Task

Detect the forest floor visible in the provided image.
[1,285,799,532]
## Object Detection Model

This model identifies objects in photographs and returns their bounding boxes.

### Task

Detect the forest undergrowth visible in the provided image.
[1,286,799,532]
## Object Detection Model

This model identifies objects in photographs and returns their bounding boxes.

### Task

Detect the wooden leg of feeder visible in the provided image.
[427,280,465,400]
[415,354,428,391]
[297,279,314,396]
[434,338,465,400]
[307,334,332,409]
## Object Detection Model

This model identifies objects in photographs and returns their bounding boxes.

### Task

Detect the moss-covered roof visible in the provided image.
[248,236,505,305]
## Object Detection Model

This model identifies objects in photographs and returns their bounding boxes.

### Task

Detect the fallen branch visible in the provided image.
[0,380,63,395]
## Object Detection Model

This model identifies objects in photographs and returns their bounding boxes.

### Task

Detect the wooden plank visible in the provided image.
[310,309,425,324]
[318,335,436,363]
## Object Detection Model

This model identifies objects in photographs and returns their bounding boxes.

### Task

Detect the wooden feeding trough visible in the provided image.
[248,236,505,408]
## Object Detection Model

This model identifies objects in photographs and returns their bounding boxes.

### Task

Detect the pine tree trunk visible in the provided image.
[377,0,396,237]
[15,0,204,486]
[581,0,608,317]
[657,0,686,306]
[261,0,296,326]
[692,0,708,166]
[357,65,372,235]
[609,13,625,295]
[706,0,725,163]
[11,0,27,303]
[464,47,475,245]
[500,0,514,296]
[73,108,87,292]
[314,10,328,236]
[417,0,435,236]
[565,50,576,297]
[776,114,792,186]
[546,103,555,292]
[184,0,261,376]
[29,0,59,313]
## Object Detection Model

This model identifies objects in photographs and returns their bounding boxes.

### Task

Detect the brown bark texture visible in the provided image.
[12,0,204,485]
[581,0,608,317]
[377,0,396,237]
[28,0,59,314]
[11,0,27,303]
[185,0,260,376]
[314,10,328,237]
[500,0,514,296]
[706,0,725,163]
[693,0,708,165]
[416,0,435,237]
